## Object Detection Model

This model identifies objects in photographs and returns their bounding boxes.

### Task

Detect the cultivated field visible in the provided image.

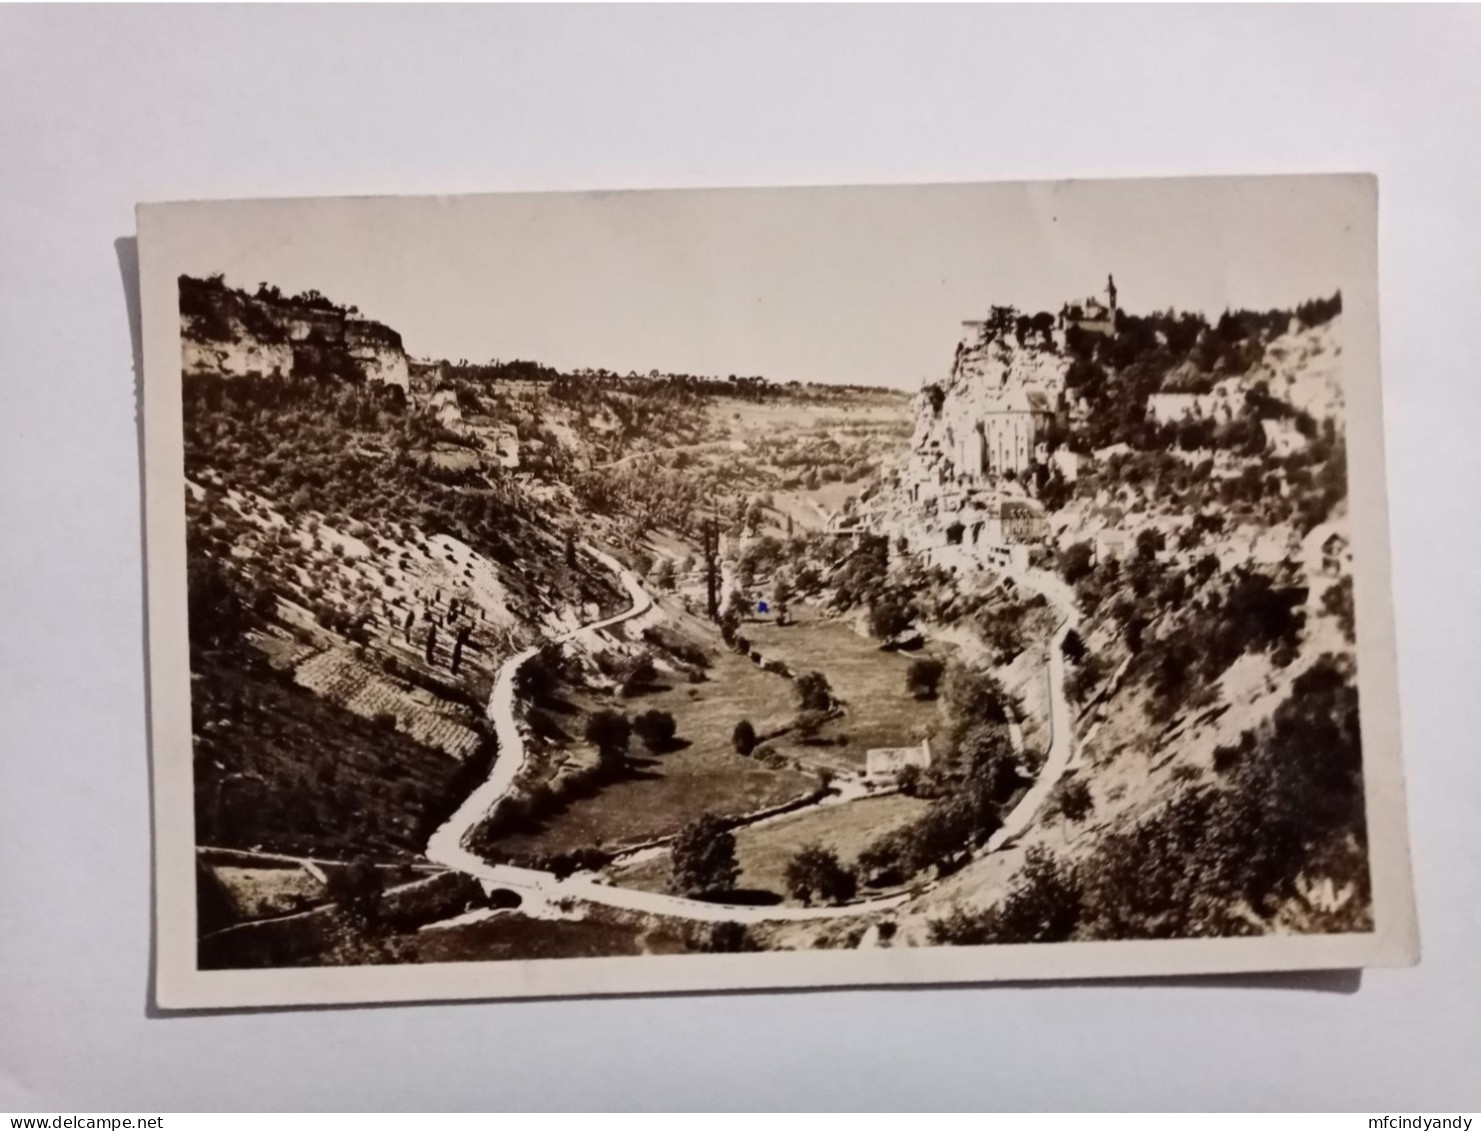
[293,647,483,760]
[495,607,818,857]
[211,864,328,921]
[190,648,487,862]
[612,791,931,900]
[744,604,950,773]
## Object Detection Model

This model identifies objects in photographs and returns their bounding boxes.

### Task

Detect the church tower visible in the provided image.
[1106,273,1118,324]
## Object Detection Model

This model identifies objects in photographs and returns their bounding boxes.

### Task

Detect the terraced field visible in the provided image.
[293,648,482,759]
[190,478,522,670]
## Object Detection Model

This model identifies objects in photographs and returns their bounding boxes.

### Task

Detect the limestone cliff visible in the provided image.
[911,322,1068,482]
[179,275,409,390]
[947,321,1070,400]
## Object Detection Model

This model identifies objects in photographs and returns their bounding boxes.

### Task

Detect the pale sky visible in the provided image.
[151,176,1368,390]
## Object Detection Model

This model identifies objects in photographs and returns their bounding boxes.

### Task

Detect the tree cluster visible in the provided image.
[784,845,859,906]
[669,814,740,898]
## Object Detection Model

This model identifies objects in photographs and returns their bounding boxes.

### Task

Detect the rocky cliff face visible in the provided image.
[344,320,410,389]
[912,326,1069,460]
[182,336,295,382]
[179,275,409,390]
[1250,314,1344,423]
[948,324,1070,398]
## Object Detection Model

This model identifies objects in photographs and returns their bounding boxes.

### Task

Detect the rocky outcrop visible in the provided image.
[947,324,1070,402]
[179,275,409,390]
[1251,314,1344,422]
[344,319,411,389]
[182,336,295,382]
[910,327,1069,484]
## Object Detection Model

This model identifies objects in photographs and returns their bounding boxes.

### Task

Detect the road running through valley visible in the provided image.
[424,544,908,924]
[985,566,1080,852]
[423,544,650,879]
[424,545,1081,926]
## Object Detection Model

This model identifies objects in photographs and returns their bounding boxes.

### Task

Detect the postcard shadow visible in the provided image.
[115,234,172,1020]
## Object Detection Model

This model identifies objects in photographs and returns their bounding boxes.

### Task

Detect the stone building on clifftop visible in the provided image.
[1060,274,1119,338]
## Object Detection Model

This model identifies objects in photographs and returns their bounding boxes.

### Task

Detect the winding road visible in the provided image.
[424,545,649,880]
[985,566,1080,851]
[424,547,1081,926]
[424,545,909,924]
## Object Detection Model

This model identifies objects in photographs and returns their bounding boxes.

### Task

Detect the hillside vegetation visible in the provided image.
[183,270,1369,963]
[855,295,1372,947]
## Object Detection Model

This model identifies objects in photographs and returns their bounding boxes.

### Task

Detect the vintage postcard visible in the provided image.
[138,176,1417,1010]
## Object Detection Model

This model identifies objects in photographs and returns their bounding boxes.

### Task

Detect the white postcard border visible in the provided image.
[138,175,1418,1011]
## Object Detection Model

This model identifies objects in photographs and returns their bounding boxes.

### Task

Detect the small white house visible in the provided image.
[1093,527,1131,564]
[865,739,932,784]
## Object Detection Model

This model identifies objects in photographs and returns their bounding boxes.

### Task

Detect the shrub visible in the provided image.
[1058,542,1095,586]
[896,763,924,797]
[732,719,757,757]
[1212,732,1253,775]
[544,846,611,880]
[940,663,1012,748]
[1060,630,1088,664]
[794,708,830,739]
[1321,574,1356,643]
[632,708,678,752]
[618,651,658,697]
[694,921,759,953]
[526,781,557,819]
[325,858,385,924]
[516,643,569,701]
[752,744,786,769]
[486,795,532,836]
[1065,650,1109,705]
[905,656,945,700]
[584,709,630,771]
[869,598,913,641]
[644,626,711,670]
[794,670,834,713]
[928,847,1082,945]
[858,772,1006,883]
[1049,776,1094,825]
[784,844,858,906]
[669,814,739,897]
[1080,655,1366,938]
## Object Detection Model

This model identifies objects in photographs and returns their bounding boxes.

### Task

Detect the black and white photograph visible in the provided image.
[137,176,1416,1009]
